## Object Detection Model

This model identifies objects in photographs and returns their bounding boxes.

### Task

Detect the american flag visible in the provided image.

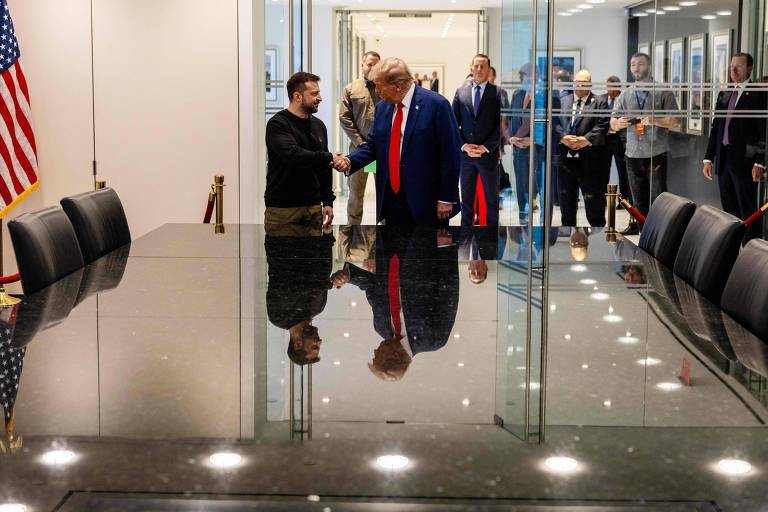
[0,304,22,435]
[0,0,38,217]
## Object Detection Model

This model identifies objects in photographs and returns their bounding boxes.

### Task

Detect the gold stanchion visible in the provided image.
[606,184,618,242]
[95,180,106,190]
[214,174,225,234]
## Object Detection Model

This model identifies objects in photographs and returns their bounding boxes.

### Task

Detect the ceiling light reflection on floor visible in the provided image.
[209,452,243,468]
[656,382,683,391]
[570,264,587,272]
[544,456,579,473]
[591,292,610,301]
[717,459,752,475]
[637,357,661,366]
[462,398,471,406]
[579,278,597,285]
[376,455,410,471]
[41,450,76,466]
[602,314,623,323]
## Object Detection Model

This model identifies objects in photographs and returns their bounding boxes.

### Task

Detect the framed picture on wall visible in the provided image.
[265,47,279,104]
[536,48,582,87]
[668,37,685,131]
[653,40,666,82]
[638,42,650,57]
[710,29,732,110]
[410,64,445,96]
[686,33,707,135]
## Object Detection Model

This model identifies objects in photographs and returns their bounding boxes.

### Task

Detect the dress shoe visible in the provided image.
[620,223,640,236]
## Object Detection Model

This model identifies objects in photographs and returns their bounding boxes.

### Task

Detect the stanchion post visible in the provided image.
[606,184,618,235]
[0,219,20,307]
[214,174,225,234]
[95,180,106,190]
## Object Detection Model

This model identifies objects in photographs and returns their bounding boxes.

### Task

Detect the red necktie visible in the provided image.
[389,102,404,194]
[387,254,402,337]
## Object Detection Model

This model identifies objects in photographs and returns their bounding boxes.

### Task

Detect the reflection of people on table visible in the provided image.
[266,223,335,366]
[569,227,590,262]
[458,226,498,284]
[338,224,377,273]
[332,226,459,381]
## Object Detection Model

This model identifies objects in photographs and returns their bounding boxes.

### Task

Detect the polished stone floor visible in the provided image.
[0,224,766,512]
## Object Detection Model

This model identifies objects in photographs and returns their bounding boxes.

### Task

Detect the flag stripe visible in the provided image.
[4,68,37,163]
[0,82,36,190]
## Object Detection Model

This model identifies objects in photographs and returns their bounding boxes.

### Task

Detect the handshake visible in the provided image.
[331,153,352,174]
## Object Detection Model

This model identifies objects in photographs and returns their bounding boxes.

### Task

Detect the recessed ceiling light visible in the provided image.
[579,279,597,285]
[617,335,640,344]
[350,301,357,307]
[656,381,683,391]
[544,456,579,472]
[42,450,76,465]
[321,397,330,404]
[0,505,27,512]
[457,362,465,367]
[462,398,471,406]
[679,1,698,5]
[570,264,587,272]
[577,3,593,8]
[376,455,410,470]
[603,400,612,407]
[637,357,661,366]
[586,0,605,3]
[568,8,582,12]
[634,12,649,16]
[716,10,732,15]
[603,314,623,323]
[581,364,590,369]
[655,11,666,15]
[717,459,752,475]
[333,360,341,366]
[564,334,572,340]
[558,12,574,16]
[663,6,681,10]
[702,14,717,19]
[209,452,243,468]
[646,8,657,13]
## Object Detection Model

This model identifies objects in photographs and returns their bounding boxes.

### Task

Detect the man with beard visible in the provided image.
[265,220,335,366]
[265,72,338,229]
[610,53,679,218]
[339,51,381,224]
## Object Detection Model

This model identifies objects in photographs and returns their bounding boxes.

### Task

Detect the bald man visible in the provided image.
[555,69,610,227]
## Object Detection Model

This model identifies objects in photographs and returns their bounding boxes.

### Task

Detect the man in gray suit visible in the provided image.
[339,51,381,224]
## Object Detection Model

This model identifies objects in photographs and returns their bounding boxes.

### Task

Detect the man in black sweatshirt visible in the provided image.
[265,72,340,229]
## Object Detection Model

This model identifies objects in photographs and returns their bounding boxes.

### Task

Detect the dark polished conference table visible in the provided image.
[0,223,767,512]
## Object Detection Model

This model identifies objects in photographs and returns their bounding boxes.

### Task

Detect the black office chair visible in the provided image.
[8,206,85,295]
[638,192,696,269]
[673,205,744,305]
[720,239,768,341]
[61,187,131,265]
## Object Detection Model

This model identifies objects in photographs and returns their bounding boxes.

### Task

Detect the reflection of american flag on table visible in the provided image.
[0,0,38,217]
[0,304,22,435]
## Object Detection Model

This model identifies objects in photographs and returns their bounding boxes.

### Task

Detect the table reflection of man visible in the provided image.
[459,226,498,285]
[266,222,335,366]
[331,226,459,381]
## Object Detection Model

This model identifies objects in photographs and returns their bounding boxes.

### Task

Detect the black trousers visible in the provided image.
[558,152,609,227]
[607,133,632,203]
[460,156,500,226]
[717,146,761,239]
[626,153,668,217]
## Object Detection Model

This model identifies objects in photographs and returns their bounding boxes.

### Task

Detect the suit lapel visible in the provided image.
[401,87,422,155]
[462,84,474,117]
[383,101,396,157]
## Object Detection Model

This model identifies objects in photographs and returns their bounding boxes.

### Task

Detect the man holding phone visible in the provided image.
[610,53,679,218]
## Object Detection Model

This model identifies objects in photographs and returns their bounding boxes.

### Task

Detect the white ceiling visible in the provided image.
[351,11,479,39]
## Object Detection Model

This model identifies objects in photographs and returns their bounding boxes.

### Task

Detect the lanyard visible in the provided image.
[634,89,648,111]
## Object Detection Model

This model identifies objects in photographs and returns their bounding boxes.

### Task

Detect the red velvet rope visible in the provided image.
[203,193,215,224]
[619,197,647,224]
[0,273,20,284]
[743,203,768,228]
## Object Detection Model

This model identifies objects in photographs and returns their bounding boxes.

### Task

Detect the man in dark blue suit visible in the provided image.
[452,54,503,226]
[334,58,462,225]
[330,225,459,381]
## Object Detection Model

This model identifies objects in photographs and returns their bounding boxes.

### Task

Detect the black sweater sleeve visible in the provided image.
[320,123,335,207]
[266,115,333,168]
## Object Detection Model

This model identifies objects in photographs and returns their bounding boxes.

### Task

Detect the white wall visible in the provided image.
[4,0,241,275]
[92,0,240,238]
[553,8,628,88]
[364,34,478,101]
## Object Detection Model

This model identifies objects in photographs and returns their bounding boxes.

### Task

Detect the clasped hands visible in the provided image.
[463,144,489,158]
[331,153,351,173]
[509,136,531,149]
[560,135,591,151]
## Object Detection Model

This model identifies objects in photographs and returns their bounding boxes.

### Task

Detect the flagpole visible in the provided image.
[0,218,21,307]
